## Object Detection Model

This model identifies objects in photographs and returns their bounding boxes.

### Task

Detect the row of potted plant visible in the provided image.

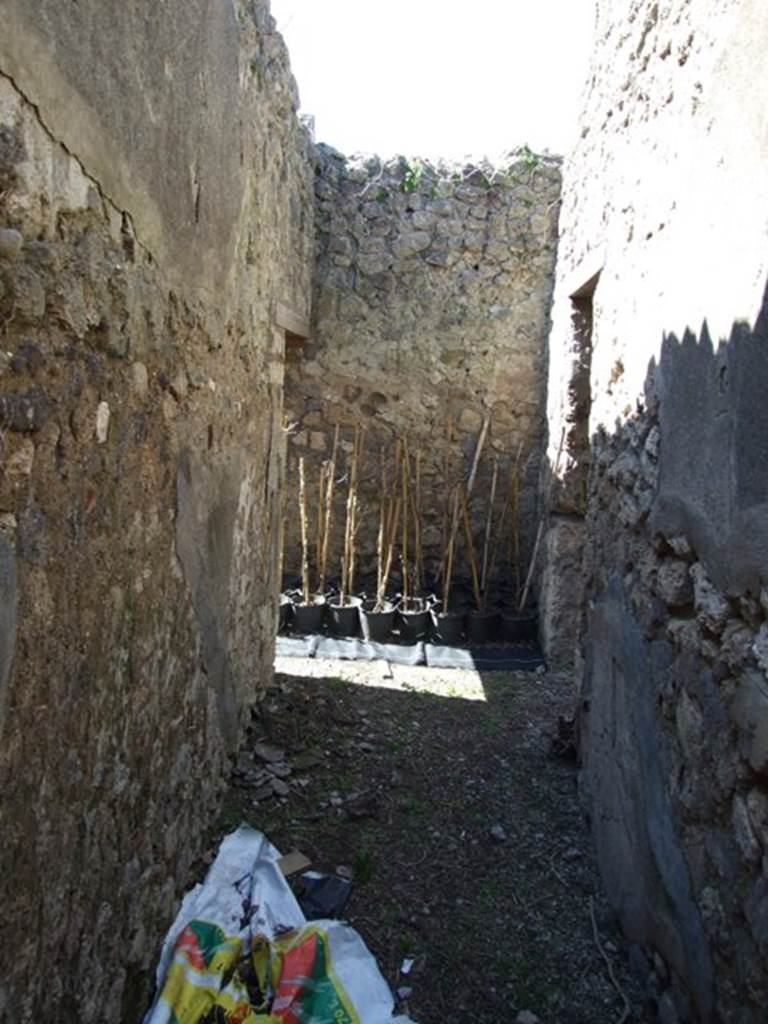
[282,417,543,649]
[278,589,537,646]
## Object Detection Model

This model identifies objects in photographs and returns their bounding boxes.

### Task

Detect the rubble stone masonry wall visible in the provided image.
[0,2,313,1020]
[541,1,768,1020]
[284,146,561,598]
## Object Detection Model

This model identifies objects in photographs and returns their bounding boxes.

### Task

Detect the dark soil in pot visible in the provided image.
[430,609,465,646]
[293,595,327,635]
[278,593,294,633]
[466,609,501,645]
[502,609,538,644]
[360,600,396,643]
[327,596,362,637]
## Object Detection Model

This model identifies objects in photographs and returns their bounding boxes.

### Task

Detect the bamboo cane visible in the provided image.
[467,416,490,496]
[440,416,453,583]
[377,452,387,598]
[298,456,311,605]
[340,424,361,605]
[445,414,490,578]
[319,424,339,593]
[348,425,363,600]
[316,462,326,575]
[487,444,525,588]
[401,437,411,609]
[460,485,483,611]
[376,440,403,609]
[517,426,566,611]
[413,449,423,597]
[480,455,499,598]
[443,487,459,614]
[377,495,401,611]
[278,513,287,595]
[341,444,352,604]
[511,450,522,601]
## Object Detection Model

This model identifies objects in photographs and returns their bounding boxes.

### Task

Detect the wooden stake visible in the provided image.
[348,425,363,600]
[440,416,453,583]
[517,426,566,612]
[316,462,326,575]
[377,495,401,611]
[340,424,361,605]
[377,452,387,598]
[480,455,499,598]
[460,485,483,611]
[278,513,287,595]
[444,414,490,580]
[466,415,490,496]
[401,437,411,608]
[298,456,311,605]
[319,424,339,593]
[509,444,528,601]
[487,444,524,588]
[442,487,459,614]
[376,440,403,610]
[413,449,423,596]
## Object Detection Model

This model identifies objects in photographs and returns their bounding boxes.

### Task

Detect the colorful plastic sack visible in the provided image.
[143,826,416,1024]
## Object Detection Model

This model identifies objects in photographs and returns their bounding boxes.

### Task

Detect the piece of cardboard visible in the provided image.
[277,850,312,877]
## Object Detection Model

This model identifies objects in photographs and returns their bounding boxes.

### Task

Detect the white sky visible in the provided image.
[270,0,596,160]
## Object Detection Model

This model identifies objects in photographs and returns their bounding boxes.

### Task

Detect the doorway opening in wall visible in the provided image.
[566,268,600,511]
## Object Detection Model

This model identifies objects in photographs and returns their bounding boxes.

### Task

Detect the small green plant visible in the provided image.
[353,848,376,884]
[519,144,539,172]
[375,187,389,202]
[400,160,424,194]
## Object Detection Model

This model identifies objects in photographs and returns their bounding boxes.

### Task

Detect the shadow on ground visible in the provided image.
[197,662,650,1024]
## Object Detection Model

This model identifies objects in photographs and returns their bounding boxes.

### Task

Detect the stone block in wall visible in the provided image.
[655,558,694,609]
[290,146,561,590]
[539,517,585,665]
[0,2,314,1017]
[581,575,714,1020]
[732,669,768,775]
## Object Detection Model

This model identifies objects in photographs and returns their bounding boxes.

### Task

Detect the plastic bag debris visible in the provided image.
[295,869,353,919]
[143,825,418,1024]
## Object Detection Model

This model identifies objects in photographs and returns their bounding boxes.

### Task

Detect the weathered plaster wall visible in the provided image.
[284,146,561,597]
[0,3,313,1020]
[542,1,768,1020]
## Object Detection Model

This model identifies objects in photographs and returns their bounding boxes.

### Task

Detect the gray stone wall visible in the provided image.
[284,146,561,599]
[541,1,768,1019]
[0,3,313,1020]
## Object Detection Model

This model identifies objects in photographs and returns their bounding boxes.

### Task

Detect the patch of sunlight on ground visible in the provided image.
[273,655,488,702]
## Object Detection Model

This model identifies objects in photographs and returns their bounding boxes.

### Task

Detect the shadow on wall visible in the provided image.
[575,277,768,1022]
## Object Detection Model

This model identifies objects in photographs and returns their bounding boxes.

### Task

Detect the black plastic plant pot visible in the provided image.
[431,610,465,646]
[360,601,396,643]
[466,610,501,645]
[398,607,431,642]
[327,596,362,637]
[293,596,327,635]
[278,593,294,633]
[502,609,538,644]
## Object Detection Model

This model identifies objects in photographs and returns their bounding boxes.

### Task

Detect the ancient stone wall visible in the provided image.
[0,2,313,1020]
[284,146,560,605]
[541,1,768,1019]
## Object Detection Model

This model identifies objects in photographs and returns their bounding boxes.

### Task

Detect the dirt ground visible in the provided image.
[201,656,651,1024]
